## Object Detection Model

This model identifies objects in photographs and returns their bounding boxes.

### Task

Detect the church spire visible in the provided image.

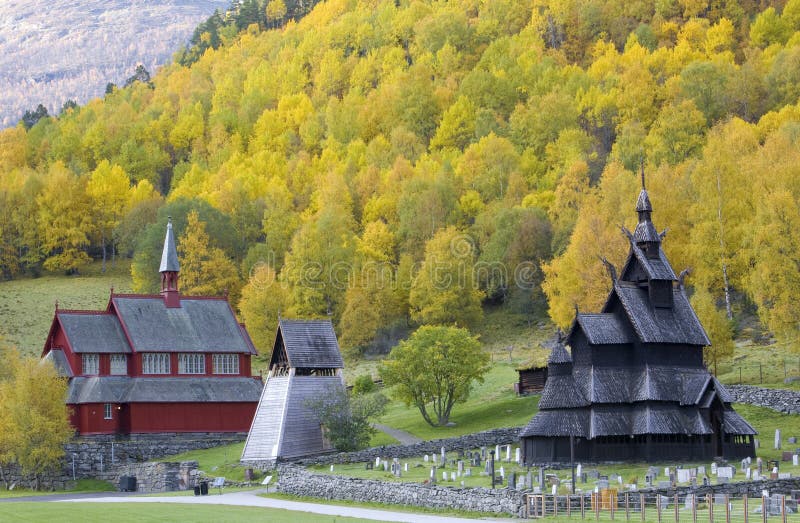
[633,167,660,255]
[159,217,181,307]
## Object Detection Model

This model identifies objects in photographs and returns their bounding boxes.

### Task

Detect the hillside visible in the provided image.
[1,0,800,363]
[0,0,229,128]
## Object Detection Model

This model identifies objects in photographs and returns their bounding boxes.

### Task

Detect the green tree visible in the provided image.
[690,286,734,371]
[409,227,484,327]
[305,388,388,452]
[179,211,242,303]
[379,325,489,427]
[237,263,287,364]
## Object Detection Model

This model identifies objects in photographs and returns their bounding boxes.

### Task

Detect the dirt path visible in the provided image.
[373,423,422,445]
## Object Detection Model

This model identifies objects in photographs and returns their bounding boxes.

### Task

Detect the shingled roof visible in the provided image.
[610,282,710,346]
[56,312,131,354]
[159,219,180,273]
[275,319,344,369]
[67,376,263,404]
[574,313,633,345]
[111,296,255,354]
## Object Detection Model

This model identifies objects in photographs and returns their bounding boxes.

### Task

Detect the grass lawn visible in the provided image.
[0,502,378,522]
[164,442,250,482]
[0,260,132,356]
[0,479,115,499]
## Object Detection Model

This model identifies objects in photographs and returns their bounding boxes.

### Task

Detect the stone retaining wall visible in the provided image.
[641,477,800,499]
[285,427,520,467]
[65,432,246,478]
[726,385,800,414]
[94,461,199,492]
[277,463,525,517]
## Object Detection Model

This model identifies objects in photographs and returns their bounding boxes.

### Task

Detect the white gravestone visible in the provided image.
[424,454,429,462]
[515,447,521,464]
[505,445,511,462]
[375,457,381,467]
[495,445,501,460]
[746,467,751,479]
[775,429,781,450]
[718,467,734,479]
[441,446,446,463]
[404,463,408,472]
[793,455,799,467]
[677,469,691,483]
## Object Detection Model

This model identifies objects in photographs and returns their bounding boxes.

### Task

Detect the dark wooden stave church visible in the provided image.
[521,184,756,464]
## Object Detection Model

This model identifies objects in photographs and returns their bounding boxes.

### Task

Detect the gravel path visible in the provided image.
[373,423,422,445]
[55,489,506,522]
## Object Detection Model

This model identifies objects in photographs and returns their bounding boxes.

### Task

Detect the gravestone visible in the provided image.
[441,446,446,463]
[598,480,610,490]
[658,481,671,489]
[515,447,521,464]
[505,445,511,462]
[779,473,792,479]
[588,470,601,480]
[710,463,717,475]
[424,454,429,462]
[718,466,734,479]
[376,457,382,467]
[576,464,582,477]
[383,461,388,471]
[659,496,670,508]
[538,468,545,486]
[404,462,408,472]
[776,429,782,449]
[697,465,705,475]
[366,462,373,470]
[752,472,761,481]
[582,473,587,484]
[430,467,436,484]
[794,455,799,467]
[714,494,727,505]
[783,451,793,461]
[677,469,691,483]
[746,467,751,479]
[499,466,505,480]
[645,475,652,487]
[509,472,516,488]
[702,477,710,486]
[330,465,334,472]
[789,437,797,444]
[432,454,438,465]
[481,447,487,460]
[690,477,697,488]
[495,445,501,460]
[465,468,471,477]
[457,460,464,475]
[450,472,456,481]
[755,438,760,448]
[443,471,448,481]
[684,494,696,510]
[664,467,670,477]
[527,471,533,489]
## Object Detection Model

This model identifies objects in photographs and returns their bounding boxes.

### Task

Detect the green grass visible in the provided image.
[164,442,251,482]
[0,502,378,522]
[0,479,116,499]
[0,260,132,356]
[732,403,800,461]
[263,492,487,519]
[377,364,540,440]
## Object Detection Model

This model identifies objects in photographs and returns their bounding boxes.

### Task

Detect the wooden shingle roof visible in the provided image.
[277,319,344,369]
[611,282,710,346]
[574,313,633,345]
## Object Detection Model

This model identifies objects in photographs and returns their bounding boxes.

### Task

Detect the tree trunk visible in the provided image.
[101,233,107,274]
[716,171,733,319]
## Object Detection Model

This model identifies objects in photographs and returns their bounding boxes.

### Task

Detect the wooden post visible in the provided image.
[581,493,585,519]
[626,492,630,521]
[641,494,646,523]
[725,494,730,523]
[762,495,767,523]
[760,363,763,384]
[675,494,679,523]
[657,493,662,523]
[744,494,748,523]
[692,494,697,523]
[708,495,713,523]
[555,494,558,518]
[596,493,600,523]
[782,495,787,523]
[567,495,571,518]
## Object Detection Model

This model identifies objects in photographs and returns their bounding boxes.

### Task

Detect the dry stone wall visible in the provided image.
[726,385,800,414]
[277,463,525,517]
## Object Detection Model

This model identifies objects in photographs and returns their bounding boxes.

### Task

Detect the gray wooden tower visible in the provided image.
[241,319,345,461]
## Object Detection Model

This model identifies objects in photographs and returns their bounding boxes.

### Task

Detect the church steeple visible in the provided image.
[159,217,181,307]
[633,167,660,257]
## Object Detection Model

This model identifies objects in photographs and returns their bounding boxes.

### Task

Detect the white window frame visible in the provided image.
[82,353,99,375]
[178,353,205,374]
[104,403,112,420]
[142,353,170,374]
[212,354,239,375]
[110,354,127,375]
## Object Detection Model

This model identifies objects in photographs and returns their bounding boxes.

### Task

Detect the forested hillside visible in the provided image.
[1,0,800,360]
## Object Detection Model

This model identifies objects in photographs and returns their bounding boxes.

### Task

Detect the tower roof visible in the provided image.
[159,218,180,273]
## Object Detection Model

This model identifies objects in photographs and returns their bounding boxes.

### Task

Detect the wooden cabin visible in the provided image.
[241,319,346,461]
[41,219,262,435]
[520,181,756,464]
[516,365,548,395]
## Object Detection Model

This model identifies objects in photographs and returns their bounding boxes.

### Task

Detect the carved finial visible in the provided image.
[556,327,564,344]
[621,225,634,242]
[659,228,669,240]
[640,160,646,190]
[110,286,114,295]
[573,303,579,316]
[678,268,691,289]
[599,256,617,283]
[55,300,59,311]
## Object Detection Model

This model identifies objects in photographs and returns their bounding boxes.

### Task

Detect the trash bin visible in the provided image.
[193,485,201,496]
[119,476,136,492]
[200,480,208,495]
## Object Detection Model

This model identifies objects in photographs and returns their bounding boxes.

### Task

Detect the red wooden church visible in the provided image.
[41,219,263,435]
